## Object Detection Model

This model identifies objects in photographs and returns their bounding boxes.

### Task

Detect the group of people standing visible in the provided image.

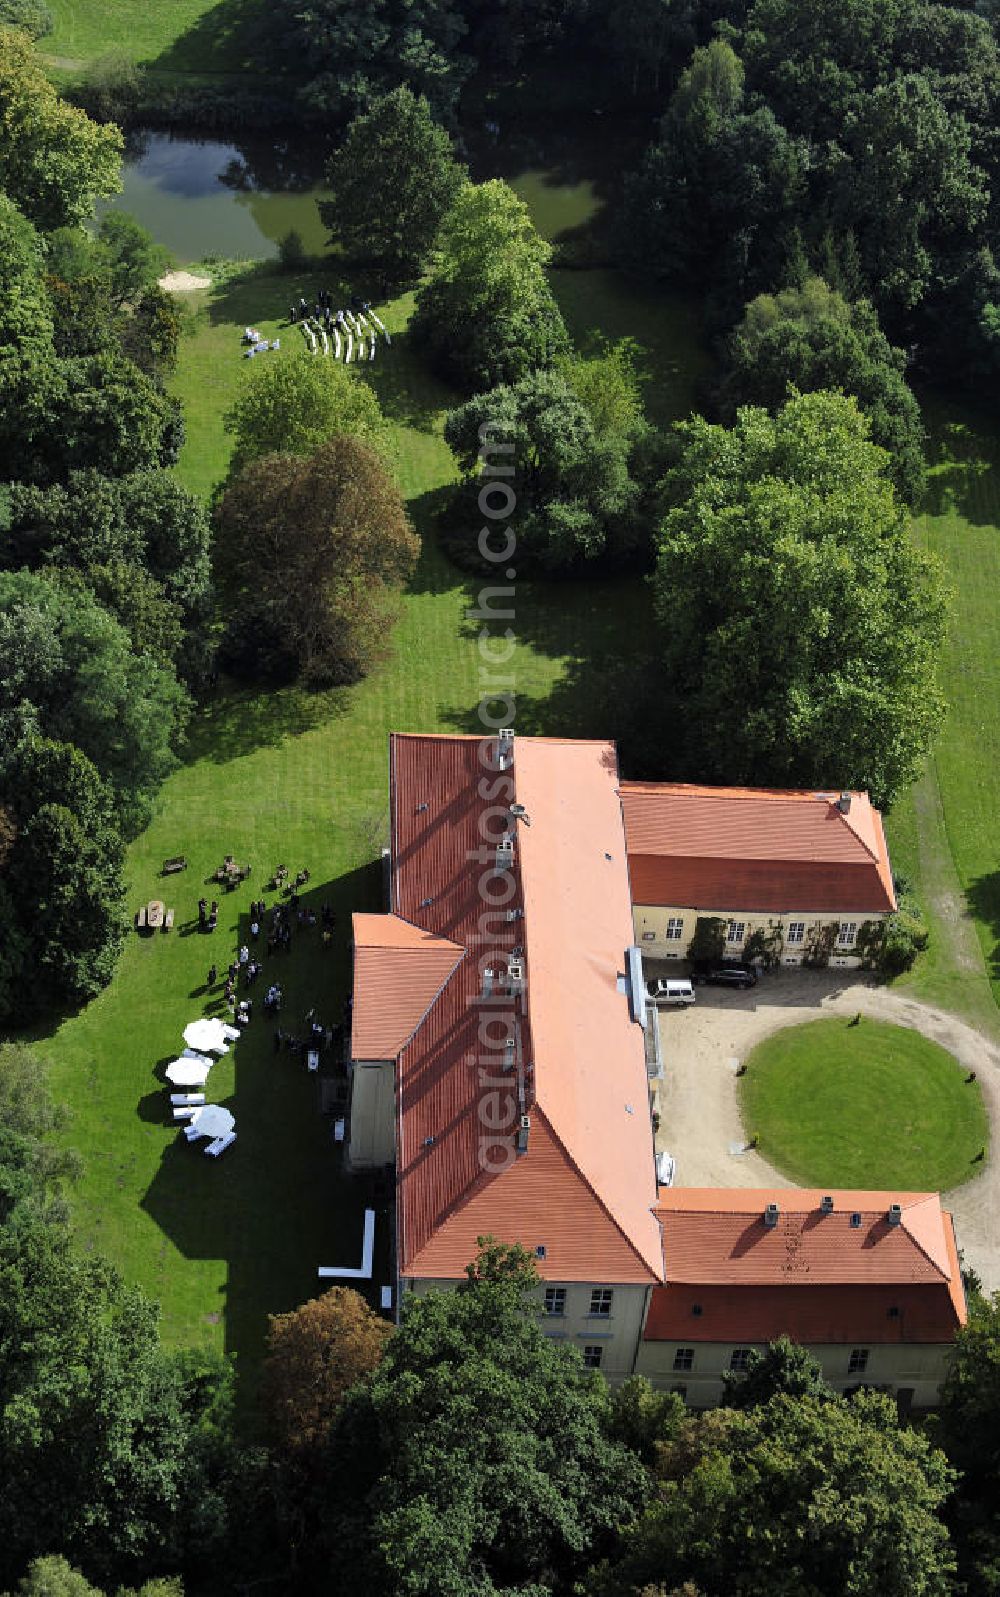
[289,291,373,333]
[198,898,219,933]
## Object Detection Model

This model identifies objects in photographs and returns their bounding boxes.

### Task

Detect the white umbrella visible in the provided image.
[165,1058,212,1087]
[183,1018,232,1055]
[188,1103,235,1140]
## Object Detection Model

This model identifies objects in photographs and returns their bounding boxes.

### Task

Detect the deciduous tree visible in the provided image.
[262,1287,391,1455]
[0,28,121,231]
[412,179,570,390]
[223,355,391,475]
[321,88,465,282]
[214,436,419,686]
[650,390,948,808]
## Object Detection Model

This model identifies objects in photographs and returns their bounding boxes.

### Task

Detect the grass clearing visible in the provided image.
[45,0,273,75]
[740,1016,988,1192]
[887,395,1000,1034]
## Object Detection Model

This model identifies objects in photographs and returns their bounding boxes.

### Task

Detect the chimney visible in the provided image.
[820,1194,834,1214]
[838,792,852,814]
[764,1202,780,1229]
[887,1202,902,1227]
[503,1036,515,1072]
[482,967,494,999]
[508,958,525,996]
[497,728,514,769]
[516,1113,530,1155]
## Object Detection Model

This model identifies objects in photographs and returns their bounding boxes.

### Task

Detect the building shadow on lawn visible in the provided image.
[140,860,391,1429]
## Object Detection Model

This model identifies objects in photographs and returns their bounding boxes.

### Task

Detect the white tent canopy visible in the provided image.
[188,1103,236,1140]
[183,1018,236,1055]
[165,1058,212,1087]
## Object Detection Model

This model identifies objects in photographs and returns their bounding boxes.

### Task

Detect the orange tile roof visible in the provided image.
[644,1189,966,1342]
[620,782,896,915]
[385,733,663,1284]
[643,1283,964,1344]
[351,913,465,1060]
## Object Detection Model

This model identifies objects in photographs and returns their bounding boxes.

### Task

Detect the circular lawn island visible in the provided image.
[738,1016,988,1191]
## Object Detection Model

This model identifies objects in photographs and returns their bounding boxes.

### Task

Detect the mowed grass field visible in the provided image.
[739,1017,988,1192]
[44,0,271,74]
[885,395,1000,1036]
[42,257,701,1391]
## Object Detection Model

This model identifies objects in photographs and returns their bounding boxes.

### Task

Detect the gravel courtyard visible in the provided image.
[652,968,1000,1290]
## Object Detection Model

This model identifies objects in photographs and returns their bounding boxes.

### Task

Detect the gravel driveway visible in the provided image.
[652,968,1000,1289]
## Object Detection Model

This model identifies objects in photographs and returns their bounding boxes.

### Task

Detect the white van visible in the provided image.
[646,977,696,1006]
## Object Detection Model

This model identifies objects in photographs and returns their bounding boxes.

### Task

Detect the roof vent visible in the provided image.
[495,835,515,871]
[419,897,433,908]
[510,802,531,827]
[887,1202,903,1227]
[506,907,524,922]
[850,1212,862,1228]
[423,1136,435,1148]
[820,1195,834,1214]
[764,1202,780,1229]
[838,792,853,814]
[692,1303,702,1316]
[416,802,429,813]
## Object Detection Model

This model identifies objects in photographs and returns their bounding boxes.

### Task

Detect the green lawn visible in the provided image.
[739,1017,988,1192]
[886,394,1000,1036]
[45,0,272,74]
[42,257,663,1404]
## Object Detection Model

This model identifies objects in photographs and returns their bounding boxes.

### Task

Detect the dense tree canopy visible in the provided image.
[650,390,949,807]
[722,277,926,502]
[315,1242,647,1596]
[621,2,1000,368]
[0,570,186,832]
[321,88,465,282]
[278,0,471,121]
[0,28,121,230]
[444,364,644,570]
[215,436,419,686]
[412,179,570,391]
[593,1391,956,1597]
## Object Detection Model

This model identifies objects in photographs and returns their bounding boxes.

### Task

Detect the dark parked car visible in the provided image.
[692,962,758,989]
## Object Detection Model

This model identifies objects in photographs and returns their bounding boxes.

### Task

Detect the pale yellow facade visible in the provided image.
[403,1277,653,1385]
[631,904,891,968]
[635,1336,952,1409]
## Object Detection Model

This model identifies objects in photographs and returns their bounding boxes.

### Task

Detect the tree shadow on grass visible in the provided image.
[147,0,293,79]
[966,870,1000,982]
[140,860,392,1430]
[179,675,353,766]
[917,396,1000,526]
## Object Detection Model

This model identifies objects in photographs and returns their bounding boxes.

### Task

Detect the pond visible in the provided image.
[100,128,606,264]
[99,132,333,264]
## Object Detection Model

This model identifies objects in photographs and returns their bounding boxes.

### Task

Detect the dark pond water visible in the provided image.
[100,128,604,264]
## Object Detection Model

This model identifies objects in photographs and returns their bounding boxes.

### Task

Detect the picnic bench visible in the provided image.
[163,909,175,931]
[162,855,187,875]
[136,905,148,931]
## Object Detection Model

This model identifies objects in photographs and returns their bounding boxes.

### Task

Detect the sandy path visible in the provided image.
[653,969,1000,1288]
[159,270,211,293]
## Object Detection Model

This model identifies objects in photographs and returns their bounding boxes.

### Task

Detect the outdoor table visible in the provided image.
[147,900,165,929]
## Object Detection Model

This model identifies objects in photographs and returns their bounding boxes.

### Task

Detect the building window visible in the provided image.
[673,1347,695,1372]
[671,1384,688,1401]
[543,1288,566,1317]
[848,1347,869,1375]
[726,920,746,945]
[787,921,805,945]
[665,917,684,941]
[589,1288,613,1317]
[582,1345,603,1369]
[642,931,655,941]
[838,922,858,947]
[729,1348,754,1372]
